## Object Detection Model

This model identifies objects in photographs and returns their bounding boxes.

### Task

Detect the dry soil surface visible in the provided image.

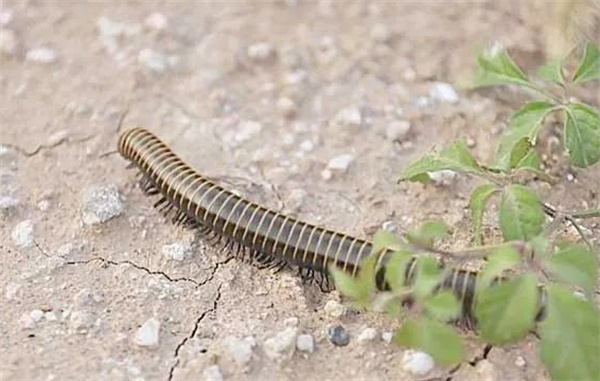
[1,1,599,381]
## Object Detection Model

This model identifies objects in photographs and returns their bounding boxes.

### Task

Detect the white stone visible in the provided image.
[224,336,255,367]
[327,154,355,172]
[162,242,191,261]
[45,311,58,321]
[81,184,125,225]
[357,327,377,342]
[138,48,167,73]
[134,318,161,349]
[20,313,36,329]
[385,120,411,141]
[430,82,459,103]
[0,9,13,26]
[0,28,17,56]
[401,350,435,375]
[69,310,91,330]
[26,47,58,64]
[11,220,34,248]
[234,121,262,143]
[320,169,333,181]
[428,169,457,187]
[515,356,526,368]
[0,196,19,210]
[29,309,44,323]
[203,365,224,381]
[144,12,168,31]
[371,23,390,43]
[4,282,21,300]
[247,42,274,62]
[381,331,393,344]
[324,300,345,318]
[277,97,297,117]
[284,317,299,327]
[299,140,314,152]
[296,334,314,353]
[263,327,298,360]
[333,106,362,127]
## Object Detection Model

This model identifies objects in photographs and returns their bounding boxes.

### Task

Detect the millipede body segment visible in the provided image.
[117,127,484,324]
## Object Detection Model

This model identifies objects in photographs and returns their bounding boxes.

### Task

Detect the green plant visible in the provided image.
[331,42,600,381]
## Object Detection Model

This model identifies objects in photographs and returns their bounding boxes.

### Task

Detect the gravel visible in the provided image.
[247,42,275,62]
[327,325,350,347]
[69,310,92,331]
[138,48,168,73]
[0,28,17,56]
[80,184,125,225]
[327,154,355,172]
[162,242,191,261]
[323,300,346,318]
[11,220,34,248]
[263,327,299,360]
[144,12,168,31]
[385,120,411,141]
[133,318,161,349]
[296,334,315,353]
[0,196,19,210]
[381,331,393,344]
[333,106,362,127]
[357,327,378,342]
[224,336,255,368]
[430,82,459,103]
[277,97,298,118]
[26,47,58,64]
[401,350,435,375]
[203,365,224,381]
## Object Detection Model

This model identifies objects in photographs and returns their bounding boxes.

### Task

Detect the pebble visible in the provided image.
[401,350,435,375]
[455,359,498,381]
[296,334,315,353]
[203,365,224,381]
[333,106,362,127]
[4,282,22,300]
[515,356,526,368]
[144,12,168,31]
[327,154,355,173]
[327,325,350,347]
[162,242,191,261]
[138,48,167,73]
[0,196,19,210]
[224,336,255,368]
[11,220,34,248]
[0,9,13,26]
[428,169,457,186]
[80,184,125,225]
[277,97,297,118]
[0,28,17,56]
[69,310,92,331]
[234,120,262,143]
[357,327,377,342]
[133,318,161,349]
[324,300,345,318]
[385,120,411,141]
[30,309,44,323]
[370,23,391,43]
[285,188,307,212]
[381,331,393,344]
[284,317,299,327]
[430,82,459,103]
[299,140,314,152]
[20,313,36,329]
[26,47,58,64]
[263,327,299,360]
[247,42,275,62]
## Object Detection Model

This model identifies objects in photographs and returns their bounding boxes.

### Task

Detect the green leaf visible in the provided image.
[499,184,545,241]
[373,292,403,317]
[479,246,521,291]
[372,229,403,253]
[395,318,464,366]
[384,250,412,293]
[329,265,368,303]
[469,184,500,245]
[395,318,421,348]
[474,42,531,88]
[413,257,443,300]
[424,291,461,322]
[544,243,598,295]
[407,220,448,248]
[514,147,540,170]
[475,274,538,344]
[398,140,483,182]
[492,101,555,171]
[563,103,600,168]
[537,59,565,85]
[540,284,600,381]
[572,42,600,84]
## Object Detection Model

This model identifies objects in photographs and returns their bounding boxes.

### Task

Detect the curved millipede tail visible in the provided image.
[117,127,497,327]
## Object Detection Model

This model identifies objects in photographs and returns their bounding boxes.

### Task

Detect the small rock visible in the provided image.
[296,334,314,353]
[327,154,355,173]
[203,365,224,381]
[401,350,435,375]
[69,310,92,331]
[144,12,168,31]
[327,325,350,347]
[381,221,398,234]
[430,82,459,103]
[20,313,36,329]
[0,9,13,26]
[47,129,69,146]
[138,48,167,73]
[11,220,34,248]
[247,42,275,62]
[4,282,21,300]
[0,28,17,56]
[357,327,377,342]
[515,356,526,368]
[162,242,191,261]
[277,97,297,118]
[133,318,161,349]
[320,169,333,181]
[286,188,307,212]
[324,300,345,318]
[26,47,58,64]
[29,309,44,322]
[263,327,298,360]
[0,196,19,210]
[234,121,262,143]
[333,106,362,127]
[381,331,393,344]
[428,170,457,187]
[45,311,58,321]
[385,120,411,141]
[224,336,255,368]
[284,317,299,327]
[81,184,125,225]
[371,23,390,43]
[299,140,314,152]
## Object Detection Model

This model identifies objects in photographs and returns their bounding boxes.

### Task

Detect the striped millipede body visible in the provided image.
[117,127,534,327]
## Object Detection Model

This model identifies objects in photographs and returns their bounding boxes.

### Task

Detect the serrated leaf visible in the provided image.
[372,229,403,253]
[384,250,412,293]
[424,291,461,322]
[474,42,531,88]
[544,243,598,295]
[537,59,565,85]
[572,42,600,84]
[563,103,600,168]
[499,185,545,241]
[398,140,483,182]
[407,220,448,248]
[413,257,443,300]
[421,318,464,366]
[479,246,521,291]
[540,284,600,381]
[493,101,555,171]
[469,184,500,245]
[475,274,538,344]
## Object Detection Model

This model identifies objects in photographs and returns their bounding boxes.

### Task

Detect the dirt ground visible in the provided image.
[1,1,599,381]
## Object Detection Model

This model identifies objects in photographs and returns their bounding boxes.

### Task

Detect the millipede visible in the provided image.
[117,127,545,328]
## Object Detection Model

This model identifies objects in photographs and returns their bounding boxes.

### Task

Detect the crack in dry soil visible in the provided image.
[3,134,96,157]
[168,283,223,381]
[424,344,493,381]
